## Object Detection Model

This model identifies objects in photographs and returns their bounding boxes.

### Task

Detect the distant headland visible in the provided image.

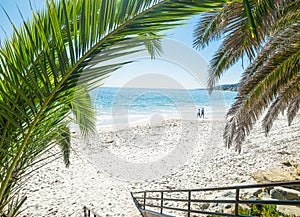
[214,83,239,91]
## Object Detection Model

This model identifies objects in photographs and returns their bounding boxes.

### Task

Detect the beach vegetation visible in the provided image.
[208,204,289,217]
[194,0,300,152]
[237,204,289,217]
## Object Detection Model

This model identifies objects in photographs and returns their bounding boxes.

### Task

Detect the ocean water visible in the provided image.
[91,87,237,126]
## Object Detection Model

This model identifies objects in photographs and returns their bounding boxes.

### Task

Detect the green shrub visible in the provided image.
[208,204,289,217]
[238,204,289,217]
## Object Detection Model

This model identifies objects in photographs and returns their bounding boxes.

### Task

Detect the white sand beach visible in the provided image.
[20,115,300,216]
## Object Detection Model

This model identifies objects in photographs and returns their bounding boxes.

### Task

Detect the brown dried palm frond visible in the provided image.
[287,94,300,126]
[223,19,300,151]
[270,0,300,34]
[262,82,300,135]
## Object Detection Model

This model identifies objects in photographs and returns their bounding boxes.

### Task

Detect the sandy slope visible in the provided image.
[20,116,300,216]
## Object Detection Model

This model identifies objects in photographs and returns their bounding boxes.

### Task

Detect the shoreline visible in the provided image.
[21,116,300,216]
[92,112,227,132]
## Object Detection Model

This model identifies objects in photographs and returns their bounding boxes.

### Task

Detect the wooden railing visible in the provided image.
[131,181,300,217]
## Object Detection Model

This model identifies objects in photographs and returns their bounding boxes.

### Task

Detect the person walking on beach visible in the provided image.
[200,107,204,118]
[197,108,201,118]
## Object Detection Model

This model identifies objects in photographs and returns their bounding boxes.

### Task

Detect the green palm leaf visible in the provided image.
[0,0,228,215]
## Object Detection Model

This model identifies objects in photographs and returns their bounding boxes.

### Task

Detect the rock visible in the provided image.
[199,203,210,210]
[282,160,293,167]
[241,188,262,199]
[260,192,271,200]
[276,205,300,217]
[271,188,286,200]
[296,163,300,176]
[209,203,218,209]
[277,150,291,155]
[270,187,300,200]
[224,204,232,209]
[253,189,263,197]
[222,205,233,214]
[222,191,235,198]
[252,169,298,183]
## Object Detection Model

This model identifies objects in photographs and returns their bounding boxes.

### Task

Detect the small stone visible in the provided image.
[224,204,232,209]
[209,203,218,208]
[199,203,210,210]
[222,204,233,214]
[281,160,292,167]
[253,189,263,197]
[222,191,235,198]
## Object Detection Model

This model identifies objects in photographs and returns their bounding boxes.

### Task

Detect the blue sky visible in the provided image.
[0,1,244,89]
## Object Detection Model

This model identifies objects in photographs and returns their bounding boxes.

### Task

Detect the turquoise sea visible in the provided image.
[91,87,237,126]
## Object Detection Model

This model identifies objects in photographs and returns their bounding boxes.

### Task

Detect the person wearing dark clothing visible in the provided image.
[200,107,204,118]
[197,108,201,118]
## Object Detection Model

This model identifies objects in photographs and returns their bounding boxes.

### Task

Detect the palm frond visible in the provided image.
[72,85,96,136]
[223,20,300,151]
[287,94,300,126]
[193,0,298,90]
[0,0,228,214]
[262,79,300,135]
[243,0,258,40]
[193,4,233,49]
[262,95,288,136]
[56,125,71,167]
